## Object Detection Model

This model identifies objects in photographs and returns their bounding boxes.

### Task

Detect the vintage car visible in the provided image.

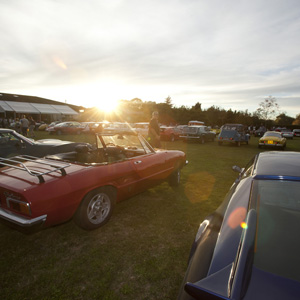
[81,122,110,134]
[258,131,286,149]
[0,132,187,232]
[160,126,181,142]
[281,129,294,139]
[46,121,85,135]
[132,122,149,137]
[293,129,300,137]
[218,124,249,146]
[253,126,266,137]
[103,122,134,135]
[180,126,216,143]
[178,151,300,300]
[0,128,89,158]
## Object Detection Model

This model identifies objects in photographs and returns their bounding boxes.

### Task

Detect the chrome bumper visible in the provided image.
[0,207,47,227]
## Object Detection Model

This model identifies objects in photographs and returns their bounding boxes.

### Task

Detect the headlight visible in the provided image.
[4,193,31,216]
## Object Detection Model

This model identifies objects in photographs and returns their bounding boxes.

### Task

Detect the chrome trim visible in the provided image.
[0,207,47,227]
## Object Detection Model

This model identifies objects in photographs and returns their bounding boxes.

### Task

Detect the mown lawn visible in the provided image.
[1,132,299,300]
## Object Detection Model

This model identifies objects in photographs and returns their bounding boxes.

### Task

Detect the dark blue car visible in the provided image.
[178,151,300,300]
[218,124,249,146]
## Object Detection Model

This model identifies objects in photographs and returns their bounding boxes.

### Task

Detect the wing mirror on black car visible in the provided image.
[232,165,243,173]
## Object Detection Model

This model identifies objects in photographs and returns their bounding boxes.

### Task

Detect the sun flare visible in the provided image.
[95,98,120,113]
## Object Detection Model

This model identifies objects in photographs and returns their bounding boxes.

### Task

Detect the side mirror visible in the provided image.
[232,165,243,173]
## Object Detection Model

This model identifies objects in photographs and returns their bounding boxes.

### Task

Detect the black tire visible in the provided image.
[74,187,116,230]
[169,168,181,187]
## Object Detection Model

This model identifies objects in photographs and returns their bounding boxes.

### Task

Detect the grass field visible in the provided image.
[1,132,299,300]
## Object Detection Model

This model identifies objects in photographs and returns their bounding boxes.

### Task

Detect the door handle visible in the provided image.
[134,160,142,164]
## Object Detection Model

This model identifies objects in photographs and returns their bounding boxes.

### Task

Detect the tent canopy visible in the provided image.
[0,101,78,115]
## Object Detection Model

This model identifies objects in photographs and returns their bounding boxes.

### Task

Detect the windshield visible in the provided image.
[97,133,154,154]
[0,131,34,145]
[222,125,243,131]
[253,180,300,282]
[263,132,281,138]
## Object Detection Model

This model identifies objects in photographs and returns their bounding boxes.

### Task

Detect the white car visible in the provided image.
[281,129,293,139]
[132,122,149,137]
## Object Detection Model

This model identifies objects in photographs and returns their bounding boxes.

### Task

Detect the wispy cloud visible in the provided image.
[0,0,300,117]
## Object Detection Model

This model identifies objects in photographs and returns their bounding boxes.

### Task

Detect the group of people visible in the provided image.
[1,115,36,137]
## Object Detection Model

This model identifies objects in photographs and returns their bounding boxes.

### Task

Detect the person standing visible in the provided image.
[28,116,36,138]
[148,111,161,148]
[20,115,29,136]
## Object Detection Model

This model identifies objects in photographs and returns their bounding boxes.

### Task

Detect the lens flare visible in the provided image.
[241,222,248,229]
[227,207,247,229]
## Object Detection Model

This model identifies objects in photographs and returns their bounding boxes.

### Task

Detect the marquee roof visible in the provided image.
[0,101,78,115]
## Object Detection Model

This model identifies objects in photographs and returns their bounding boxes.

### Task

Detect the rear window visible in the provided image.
[253,180,300,282]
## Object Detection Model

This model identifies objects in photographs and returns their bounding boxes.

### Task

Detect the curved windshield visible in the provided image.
[263,132,281,138]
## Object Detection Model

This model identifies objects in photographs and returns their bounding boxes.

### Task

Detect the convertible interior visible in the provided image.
[47,143,147,164]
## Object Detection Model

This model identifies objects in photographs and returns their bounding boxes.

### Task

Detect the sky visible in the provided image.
[1,0,300,117]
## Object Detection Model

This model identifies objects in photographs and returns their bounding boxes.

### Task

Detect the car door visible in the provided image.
[130,151,167,191]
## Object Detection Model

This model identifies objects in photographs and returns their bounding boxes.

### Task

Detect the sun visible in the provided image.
[96,98,120,113]
[84,80,124,113]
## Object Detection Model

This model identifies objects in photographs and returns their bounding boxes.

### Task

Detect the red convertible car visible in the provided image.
[0,132,187,232]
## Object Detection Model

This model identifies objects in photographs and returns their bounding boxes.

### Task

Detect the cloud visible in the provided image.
[0,0,300,117]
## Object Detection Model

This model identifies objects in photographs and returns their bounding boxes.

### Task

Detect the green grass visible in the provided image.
[1,132,299,299]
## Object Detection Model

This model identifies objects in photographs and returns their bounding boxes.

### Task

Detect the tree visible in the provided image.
[292,114,300,125]
[192,102,202,110]
[275,113,295,126]
[165,96,172,107]
[255,96,280,121]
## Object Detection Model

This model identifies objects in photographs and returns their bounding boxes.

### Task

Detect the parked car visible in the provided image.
[218,124,249,146]
[160,126,181,142]
[38,123,48,131]
[254,126,266,137]
[258,131,286,149]
[46,121,84,135]
[0,132,187,232]
[132,122,149,137]
[176,125,188,134]
[178,151,300,300]
[81,122,108,134]
[293,129,300,137]
[180,126,216,143]
[103,122,134,134]
[281,129,294,139]
[188,120,204,126]
[0,128,89,158]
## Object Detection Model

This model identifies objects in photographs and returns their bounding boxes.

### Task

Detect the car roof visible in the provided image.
[254,151,300,178]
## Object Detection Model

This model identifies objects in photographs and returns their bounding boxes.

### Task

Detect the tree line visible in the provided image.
[80,96,300,129]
